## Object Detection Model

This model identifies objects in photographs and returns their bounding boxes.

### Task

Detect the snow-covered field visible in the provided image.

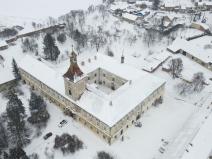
[0,0,102,19]
[0,0,212,159]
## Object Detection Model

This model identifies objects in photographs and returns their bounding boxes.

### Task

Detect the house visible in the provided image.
[18,51,166,144]
[135,1,153,9]
[191,22,211,33]
[198,1,212,10]
[162,16,176,28]
[167,36,212,71]
[161,4,180,11]
[0,41,8,51]
[122,13,141,23]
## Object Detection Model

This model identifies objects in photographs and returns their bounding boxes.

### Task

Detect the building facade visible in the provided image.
[19,52,165,144]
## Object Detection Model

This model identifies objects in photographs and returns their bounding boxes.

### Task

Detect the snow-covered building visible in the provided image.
[190,22,211,33]
[18,51,165,144]
[122,13,141,23]
[167,36,212,71]
[0,41,8,51]
[197,1,212,10]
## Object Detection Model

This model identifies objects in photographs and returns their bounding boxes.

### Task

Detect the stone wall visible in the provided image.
[0,80,16,92]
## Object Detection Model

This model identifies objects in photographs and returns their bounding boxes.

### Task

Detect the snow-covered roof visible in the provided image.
[167,38,187,52]
[122,13,138,21]
[191,22,210,31]
[142,51,171,72]
[0,67,15,85]
[19,54,165,127]
[198,1,212,6]
[110,2,128,11]
[168,37,212,63]
[0,41,8,47]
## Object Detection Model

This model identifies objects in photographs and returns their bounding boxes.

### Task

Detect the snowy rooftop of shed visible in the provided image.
[19,54,165,127]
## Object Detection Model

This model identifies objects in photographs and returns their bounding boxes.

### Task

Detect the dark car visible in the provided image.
[43,132,52,140]
[58,120,67,127]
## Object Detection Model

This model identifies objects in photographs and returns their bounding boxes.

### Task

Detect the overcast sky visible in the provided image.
[0,0,101,18]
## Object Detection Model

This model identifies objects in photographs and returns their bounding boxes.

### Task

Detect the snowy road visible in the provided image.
[154,92,212,159]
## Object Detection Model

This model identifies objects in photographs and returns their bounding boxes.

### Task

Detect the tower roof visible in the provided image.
[63,48,83,81]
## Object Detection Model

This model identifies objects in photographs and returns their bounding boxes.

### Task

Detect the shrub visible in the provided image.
[54,133,83,154]
[97,151,114,159]
[57,33,67,43]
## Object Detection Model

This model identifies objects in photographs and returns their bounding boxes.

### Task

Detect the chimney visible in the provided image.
[121,54,125,64]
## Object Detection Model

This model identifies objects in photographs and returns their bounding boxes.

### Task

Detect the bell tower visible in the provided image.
[63,47,86,101]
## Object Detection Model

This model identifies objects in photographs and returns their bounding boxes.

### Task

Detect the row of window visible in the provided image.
[22,70,111,133]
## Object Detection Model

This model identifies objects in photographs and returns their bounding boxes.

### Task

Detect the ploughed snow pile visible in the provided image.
[19,54,165,127]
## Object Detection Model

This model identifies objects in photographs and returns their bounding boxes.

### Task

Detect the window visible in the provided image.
[103,74,106,77]
[112,78,115,81]
[94,73,97,77]
[88,77,90,80]
[103,81,105,84]
[94,80,97,83]
[69,90,72,95]
[120,130,123,135]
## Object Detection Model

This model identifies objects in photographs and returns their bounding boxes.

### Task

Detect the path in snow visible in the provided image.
[154,92,212,159]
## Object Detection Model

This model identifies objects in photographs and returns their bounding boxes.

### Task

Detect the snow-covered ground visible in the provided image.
[1,1,212,159]
[0,0,102,19]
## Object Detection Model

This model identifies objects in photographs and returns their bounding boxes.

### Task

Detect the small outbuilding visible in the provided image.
[0,41,8,51]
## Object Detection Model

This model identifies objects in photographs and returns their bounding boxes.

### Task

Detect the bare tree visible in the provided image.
[168,58,183,79]
[191,72,206,92]
[143,30,157,47]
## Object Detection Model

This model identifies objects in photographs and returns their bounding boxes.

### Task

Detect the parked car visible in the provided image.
[134,121,142,127]
[43,132,52,140]
[58,120,67,128]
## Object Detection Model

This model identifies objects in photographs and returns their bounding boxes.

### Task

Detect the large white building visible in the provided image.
[167,36,212,71]
[18,51,165,144]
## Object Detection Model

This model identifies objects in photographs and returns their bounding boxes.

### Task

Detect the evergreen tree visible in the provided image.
[3,151,9,159]
[152,0,160,10]
[57,33,66,44]
[28,91,49,125]
[8,147,29,159]
[43,33,60,61]
[0,118,8,149]
[12,58,21,80]
[6,92,30,147]
[21,38,38,54]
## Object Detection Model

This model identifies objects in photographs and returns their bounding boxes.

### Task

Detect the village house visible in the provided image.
[167,36,212,71]
[122,12,142,23]
[18,50,166,144]
[0,41,8,51]
[197,1,212,10]
[190,22,211,33]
